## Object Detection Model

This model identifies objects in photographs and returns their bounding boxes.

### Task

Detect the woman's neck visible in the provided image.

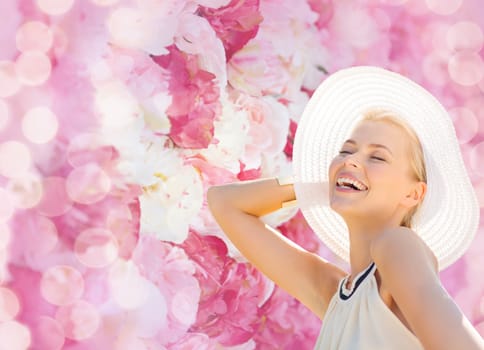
[346,217,401,280]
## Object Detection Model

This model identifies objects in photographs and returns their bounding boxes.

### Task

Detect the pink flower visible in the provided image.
[152,46,221,149]
[255,287,321,350]
[175,13,227,86]
[307,0,334,29]
[227,40,282,97]
[236,94,290,170]
[170,332,217,350]
[132,235,201,346]
[184,155,238,236]
[283,119,298,159]
[195,0,232,9]
[227,0,320,98]
[277,211,335,261]
[180,232,272,346]
[237,161,262,181]
[186,154,237,188]
[101,46,170,102]
[199,0,263,60]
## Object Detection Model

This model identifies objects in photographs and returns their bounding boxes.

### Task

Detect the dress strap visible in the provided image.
[339,262,376,300]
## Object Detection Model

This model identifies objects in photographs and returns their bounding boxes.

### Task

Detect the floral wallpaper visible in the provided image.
[0,0,484,349]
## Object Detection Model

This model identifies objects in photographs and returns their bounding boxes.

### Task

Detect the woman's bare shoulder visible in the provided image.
[370,227,484,349]
[370,227,438,275]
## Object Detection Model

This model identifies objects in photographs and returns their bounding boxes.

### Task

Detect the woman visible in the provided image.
[207,67,484,349]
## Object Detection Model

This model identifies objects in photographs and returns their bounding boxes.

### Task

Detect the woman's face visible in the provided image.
[328,120,420,225]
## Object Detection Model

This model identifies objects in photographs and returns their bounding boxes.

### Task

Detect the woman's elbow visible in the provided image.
[207,185,229,212]
[206,185,218,204]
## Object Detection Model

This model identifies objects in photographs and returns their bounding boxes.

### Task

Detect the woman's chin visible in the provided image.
[329,196,364,212]
[329,201,358,218]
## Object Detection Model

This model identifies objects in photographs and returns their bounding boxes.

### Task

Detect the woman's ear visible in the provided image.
[402,181,427,208]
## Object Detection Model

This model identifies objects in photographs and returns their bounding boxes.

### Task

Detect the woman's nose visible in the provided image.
[343,153,361,168]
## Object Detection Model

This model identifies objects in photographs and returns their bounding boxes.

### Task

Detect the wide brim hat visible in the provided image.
[292,66,479,270]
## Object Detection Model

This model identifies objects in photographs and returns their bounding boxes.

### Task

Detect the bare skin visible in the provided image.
[207,121,484,349]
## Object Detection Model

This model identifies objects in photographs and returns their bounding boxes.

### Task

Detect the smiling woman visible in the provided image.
[207,66,484,350]
[334,108,427,228]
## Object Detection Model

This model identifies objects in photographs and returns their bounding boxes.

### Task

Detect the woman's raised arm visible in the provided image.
[207,178,345,318]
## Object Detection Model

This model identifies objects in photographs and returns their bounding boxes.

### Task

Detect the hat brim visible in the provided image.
[293,66,479,270]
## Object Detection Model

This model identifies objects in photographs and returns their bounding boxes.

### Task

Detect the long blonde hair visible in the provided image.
[357,108,427,228]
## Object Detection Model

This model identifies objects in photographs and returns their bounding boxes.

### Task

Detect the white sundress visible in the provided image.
[314,262,424,350]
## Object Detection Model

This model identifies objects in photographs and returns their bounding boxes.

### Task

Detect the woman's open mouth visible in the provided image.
[336,177,368,192]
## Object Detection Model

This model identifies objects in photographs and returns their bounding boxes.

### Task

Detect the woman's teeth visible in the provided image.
[336,177,368,191]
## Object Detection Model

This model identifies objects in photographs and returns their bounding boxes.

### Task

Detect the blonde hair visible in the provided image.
[357,108,427,228]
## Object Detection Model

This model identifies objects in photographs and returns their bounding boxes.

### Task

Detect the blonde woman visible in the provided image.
[207,67,484,349]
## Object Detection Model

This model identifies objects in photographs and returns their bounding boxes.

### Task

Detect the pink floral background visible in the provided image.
[0,0,484,348]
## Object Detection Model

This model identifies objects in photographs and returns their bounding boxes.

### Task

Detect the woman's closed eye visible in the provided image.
[339,150,386,162]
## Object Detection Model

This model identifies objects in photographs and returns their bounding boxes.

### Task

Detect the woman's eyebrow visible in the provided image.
[343,139,394,155]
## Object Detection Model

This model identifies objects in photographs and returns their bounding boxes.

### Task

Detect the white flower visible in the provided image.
[227,0,320,99]
[142,92,172,134]
[107,7,177,55]
[303,45,331,91]
[95,80,143,129]
[100,113,150,185]
[260,152,293,180]
[139,156,203,243]
[194,0,232,8]
[199,93,250,173]
[286,90,310,123]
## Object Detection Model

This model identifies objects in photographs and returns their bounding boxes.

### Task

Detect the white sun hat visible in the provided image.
[292,66,480,270]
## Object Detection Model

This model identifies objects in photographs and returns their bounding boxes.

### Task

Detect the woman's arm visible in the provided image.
[207,177,345,318]
[371,227,484,350]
